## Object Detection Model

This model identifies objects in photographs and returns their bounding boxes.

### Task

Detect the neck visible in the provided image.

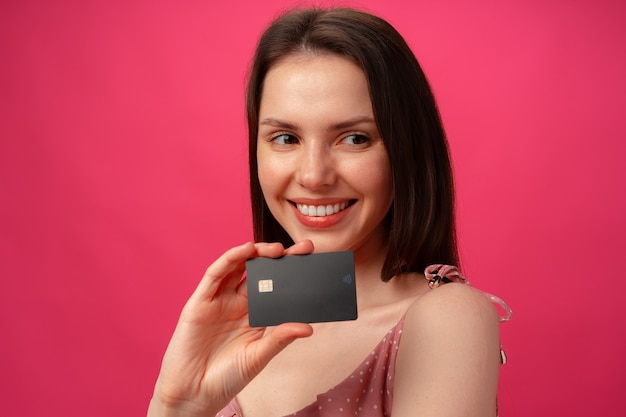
[352,233,428,311]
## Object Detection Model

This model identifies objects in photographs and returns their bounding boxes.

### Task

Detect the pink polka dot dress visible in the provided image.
[216,317,405,417]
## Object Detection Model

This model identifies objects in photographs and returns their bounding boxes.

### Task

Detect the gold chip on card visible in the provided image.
[258,279,274,293]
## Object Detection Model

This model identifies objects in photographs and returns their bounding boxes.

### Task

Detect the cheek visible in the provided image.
[372,169,394,217]
[257,155,283,200]
[257,161,272,196]
[356,156,393,201]
[373,173,394,210]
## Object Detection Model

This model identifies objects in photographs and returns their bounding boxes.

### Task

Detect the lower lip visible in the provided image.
[291,204,353,228]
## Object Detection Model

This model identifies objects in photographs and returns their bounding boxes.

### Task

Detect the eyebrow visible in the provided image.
[259,116,376,131]
[259,118,299,130]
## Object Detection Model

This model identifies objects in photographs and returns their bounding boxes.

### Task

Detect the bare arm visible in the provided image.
[392,283,501,417]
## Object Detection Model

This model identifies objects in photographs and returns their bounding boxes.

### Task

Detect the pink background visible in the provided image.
[1,0,624,415]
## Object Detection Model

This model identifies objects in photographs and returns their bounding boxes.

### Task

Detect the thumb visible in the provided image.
[251,323,313,369]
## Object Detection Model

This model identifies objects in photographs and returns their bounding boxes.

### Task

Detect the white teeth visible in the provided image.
[296,202,349,217]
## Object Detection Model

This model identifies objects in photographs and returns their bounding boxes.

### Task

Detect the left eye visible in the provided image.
[271,134,299,145]
[343,134,369,145]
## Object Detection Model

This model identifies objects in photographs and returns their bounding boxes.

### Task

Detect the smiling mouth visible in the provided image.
[294,201,355,217]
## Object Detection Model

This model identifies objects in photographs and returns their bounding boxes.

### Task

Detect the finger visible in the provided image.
[253,242,286,258]
[250,323,314,372]
[284,240,315,256]
[270,322,314,341]
[192,242,256,302]
[234,242,286,297]
[222,242,288,295]
[236,275,248,297]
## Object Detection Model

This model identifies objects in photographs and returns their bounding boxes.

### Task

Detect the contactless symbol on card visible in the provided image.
[258,279,274,293]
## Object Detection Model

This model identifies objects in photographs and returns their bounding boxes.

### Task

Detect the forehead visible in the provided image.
[259,53,373,120]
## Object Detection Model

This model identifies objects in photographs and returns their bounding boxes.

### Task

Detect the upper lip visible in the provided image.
[289,198,354,205]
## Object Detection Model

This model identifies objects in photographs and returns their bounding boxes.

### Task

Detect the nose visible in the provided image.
[294,143,336,190]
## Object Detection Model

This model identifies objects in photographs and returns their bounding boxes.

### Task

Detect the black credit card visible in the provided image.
[246,251,357,327]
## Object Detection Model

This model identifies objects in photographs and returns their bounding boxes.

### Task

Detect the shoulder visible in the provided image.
[406,282,499,328]
[401,282,500,359]
[391,283,501,416]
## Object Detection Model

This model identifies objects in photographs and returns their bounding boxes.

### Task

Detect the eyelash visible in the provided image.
[268,133,371,146]
[268,133,298,145]
[342,133,370,146]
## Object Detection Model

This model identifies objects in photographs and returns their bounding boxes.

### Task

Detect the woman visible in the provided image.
[148,8,505,417]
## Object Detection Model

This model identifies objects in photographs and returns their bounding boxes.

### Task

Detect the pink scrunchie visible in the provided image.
[424,264,467,288]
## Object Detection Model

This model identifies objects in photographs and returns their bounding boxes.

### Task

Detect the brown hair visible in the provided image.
[247,8,458,281]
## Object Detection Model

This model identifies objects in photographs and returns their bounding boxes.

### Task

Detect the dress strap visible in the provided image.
[423,264,513,322]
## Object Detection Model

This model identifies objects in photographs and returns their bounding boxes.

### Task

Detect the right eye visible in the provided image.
[270,133,299,145]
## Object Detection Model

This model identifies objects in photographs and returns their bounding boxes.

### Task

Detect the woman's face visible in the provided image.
[257,53,393,255]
